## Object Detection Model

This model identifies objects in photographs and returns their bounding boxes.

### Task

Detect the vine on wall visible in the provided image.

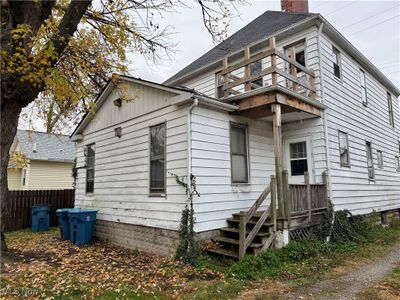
[170,172,200,265]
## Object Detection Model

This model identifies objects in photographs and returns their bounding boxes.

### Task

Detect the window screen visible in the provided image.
[338,131,350,166]
[86,144,95,193]
[150,123,166,193]
[289,142,308,176]
[230,124,249,183]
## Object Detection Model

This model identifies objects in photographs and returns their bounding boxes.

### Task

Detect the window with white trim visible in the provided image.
[216,73,224,99]
[150,123,166,193]
[230,123,249,183]
[332,47,341,79]
[289,141,308,176]
[21,168,27,186]
[365,141,375,180]
[396,156,400,172]
[377,150,383,169]
[338,131,350,167]
[388,92,394,127]
[360,69,367,105]
[86,144,95,193]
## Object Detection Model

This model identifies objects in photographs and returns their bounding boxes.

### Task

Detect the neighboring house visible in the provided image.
[8,130,76,190]
[71,0,400,257]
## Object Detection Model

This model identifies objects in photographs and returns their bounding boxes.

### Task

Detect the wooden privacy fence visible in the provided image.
[4,189,75,232]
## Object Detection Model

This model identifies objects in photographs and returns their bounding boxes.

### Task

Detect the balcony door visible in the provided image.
[283,137,314,184]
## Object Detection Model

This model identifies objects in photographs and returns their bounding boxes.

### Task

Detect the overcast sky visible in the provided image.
[129,0,400,86]
[21,0,400,132]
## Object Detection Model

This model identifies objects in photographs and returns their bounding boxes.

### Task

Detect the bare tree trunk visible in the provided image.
[1,100,22,252]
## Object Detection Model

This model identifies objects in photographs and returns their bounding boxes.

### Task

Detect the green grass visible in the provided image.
[188,221,400,299]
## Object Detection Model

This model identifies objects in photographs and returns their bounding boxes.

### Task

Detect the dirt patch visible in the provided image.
[283,242,400,300]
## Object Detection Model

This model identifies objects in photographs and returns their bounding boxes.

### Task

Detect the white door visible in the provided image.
[284,137,314,184]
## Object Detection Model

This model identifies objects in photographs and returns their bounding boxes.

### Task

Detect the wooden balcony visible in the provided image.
[220,37,326,121]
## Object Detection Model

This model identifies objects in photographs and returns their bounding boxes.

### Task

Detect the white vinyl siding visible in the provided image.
[75,82,188,231]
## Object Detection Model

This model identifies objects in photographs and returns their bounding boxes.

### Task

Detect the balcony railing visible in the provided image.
[220,37,316,100]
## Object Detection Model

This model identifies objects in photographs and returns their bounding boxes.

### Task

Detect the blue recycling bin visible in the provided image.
[56,209,72,240]
[31,204,50,232]
[68,209,97,245]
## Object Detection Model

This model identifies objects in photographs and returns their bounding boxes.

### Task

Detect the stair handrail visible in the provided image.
[239,175,277,260]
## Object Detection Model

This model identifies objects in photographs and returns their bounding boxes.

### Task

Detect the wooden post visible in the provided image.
[270,37,277,85]
[244,47,251,91]
[238,211,246,261]
[223,57,229,97]
[271,175,277,232]
[304,171,311,223]
[290,47,298,91]
[282,170,290,227]
[272,103,283,219]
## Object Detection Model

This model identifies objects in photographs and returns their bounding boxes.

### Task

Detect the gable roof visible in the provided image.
[16,130,75,162]
[164,10,316,85]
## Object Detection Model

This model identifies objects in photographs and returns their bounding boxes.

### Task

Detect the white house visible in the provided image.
[71,1,400,257]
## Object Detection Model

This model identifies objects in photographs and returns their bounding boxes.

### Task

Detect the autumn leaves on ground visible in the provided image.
[1,223,400,300]
[0,228,221,299]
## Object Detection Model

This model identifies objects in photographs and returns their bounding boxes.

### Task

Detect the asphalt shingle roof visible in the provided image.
[16,130,76,162]
[164,10,316,85]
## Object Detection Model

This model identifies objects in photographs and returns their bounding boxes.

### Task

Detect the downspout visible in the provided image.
[187,98,199,192]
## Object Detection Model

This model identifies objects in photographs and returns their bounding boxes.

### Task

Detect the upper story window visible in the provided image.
[216,73,224,99]
[150,123,166,194]
[365,141,375,180]
[332,46,341,79]
[387,92,394,127]
[338,131,350,167]
[284,40,306,73]
[230,123,249,183]
[86,144,95,194]
[250,60,262,90]
[377,150,383,169]
[359,69,367,105]
[396,156,400,172]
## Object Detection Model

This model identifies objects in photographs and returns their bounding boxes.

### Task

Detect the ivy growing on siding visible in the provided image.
[170,172,200,265]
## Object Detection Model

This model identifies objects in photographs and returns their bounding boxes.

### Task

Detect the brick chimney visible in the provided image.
[281,0,309,13]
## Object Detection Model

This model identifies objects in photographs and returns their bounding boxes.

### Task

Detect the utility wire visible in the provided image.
[377,60,400,67]
[338,4,400,30]
[348,14,400,36]
[325,1,356,16]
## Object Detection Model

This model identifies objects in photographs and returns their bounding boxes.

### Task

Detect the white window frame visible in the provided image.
[360,69,367,106]
[365,141,375,181]
[149,122,166,195]
[396,156,400,173]
[21,168,27,187]
[230,122,250,184]
[338,131,350,167]
[377,150,383,169]
[387,92,394,127]
[216,73,224,99]
[332,46,341,79]
[85,143,95,194]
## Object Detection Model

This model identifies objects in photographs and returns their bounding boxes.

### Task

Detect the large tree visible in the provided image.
[1,0,242,251]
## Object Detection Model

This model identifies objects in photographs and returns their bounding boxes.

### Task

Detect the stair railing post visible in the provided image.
[270,175,277,232]
[238,211,246,261]
[282,170,290,227]
[304,171,311,223]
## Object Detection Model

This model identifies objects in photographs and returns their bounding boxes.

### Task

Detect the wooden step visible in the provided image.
[220,227,269,237]
[214,236,263,248]
[227,217,273,226]
[206,247,239,259]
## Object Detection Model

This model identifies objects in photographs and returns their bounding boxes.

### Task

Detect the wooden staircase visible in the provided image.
[207,211,278,260]
[206,176,279,260]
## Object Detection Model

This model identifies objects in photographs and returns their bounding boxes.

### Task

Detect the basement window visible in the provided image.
[150,123,166,194]
[360,69,367,106]
[338,131,350,167]
[332,47,341,79]
[230,123,249,183]
[86,144,95,194]
[365,141,375,180]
